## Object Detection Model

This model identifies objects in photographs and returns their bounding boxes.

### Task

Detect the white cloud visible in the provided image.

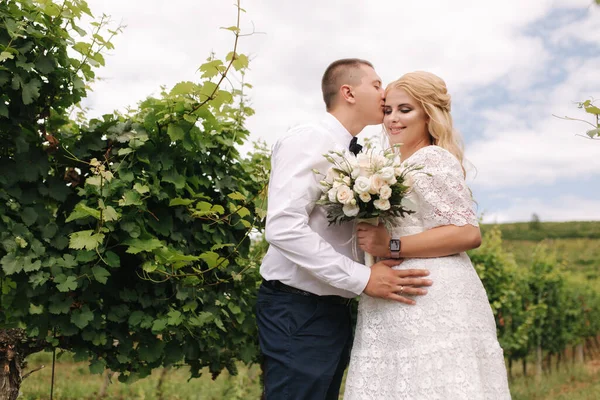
[467,56,600,189]
[550,4,600,46]
[82,0,591,144]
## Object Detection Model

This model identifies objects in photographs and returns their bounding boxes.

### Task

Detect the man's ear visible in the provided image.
[340,84,356,104]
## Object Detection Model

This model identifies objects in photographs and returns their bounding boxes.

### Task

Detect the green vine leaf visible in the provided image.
[67,202,101,222]
[55,274,78,292]
[1,253,21,275]
[124,237,163,254]
[69,230,105,251]
[71,306,94,329]
[91,265,110,284]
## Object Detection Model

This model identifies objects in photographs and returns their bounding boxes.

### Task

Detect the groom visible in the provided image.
[256,58,432,400]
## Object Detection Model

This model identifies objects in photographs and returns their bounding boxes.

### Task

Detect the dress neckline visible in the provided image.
[401,144,435,164]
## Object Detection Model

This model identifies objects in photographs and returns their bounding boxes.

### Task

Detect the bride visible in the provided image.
[343,71,511,399]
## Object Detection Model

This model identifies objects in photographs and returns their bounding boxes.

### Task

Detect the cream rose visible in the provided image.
[369,174,385,194]
[379,185,392,200]
[359,192,371,203]
[336,185,354,205]
[373,198,391,211]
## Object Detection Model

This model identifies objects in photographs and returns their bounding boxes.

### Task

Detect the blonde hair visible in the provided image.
[386,71,466,177]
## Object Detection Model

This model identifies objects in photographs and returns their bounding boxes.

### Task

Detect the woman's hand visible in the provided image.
[357,222,391,258]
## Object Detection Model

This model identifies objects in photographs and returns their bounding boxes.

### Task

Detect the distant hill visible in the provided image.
[481,220,600,241]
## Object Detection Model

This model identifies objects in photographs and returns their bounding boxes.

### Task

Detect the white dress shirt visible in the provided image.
[260,113,371,298]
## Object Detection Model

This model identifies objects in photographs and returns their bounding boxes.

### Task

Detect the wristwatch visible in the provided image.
[389,238,401,259]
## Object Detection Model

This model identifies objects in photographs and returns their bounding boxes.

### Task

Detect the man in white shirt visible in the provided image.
[256,59,433,400]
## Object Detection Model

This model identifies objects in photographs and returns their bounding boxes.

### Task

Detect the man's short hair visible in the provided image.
[321,58,374,111]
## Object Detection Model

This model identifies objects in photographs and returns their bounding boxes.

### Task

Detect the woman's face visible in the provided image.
[383,88,429,146]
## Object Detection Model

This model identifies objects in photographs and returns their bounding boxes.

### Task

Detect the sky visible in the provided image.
[80,0,600,223]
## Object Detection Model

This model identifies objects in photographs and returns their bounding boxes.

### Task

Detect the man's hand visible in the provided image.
[357,222,391,258]
[363,259,432,305]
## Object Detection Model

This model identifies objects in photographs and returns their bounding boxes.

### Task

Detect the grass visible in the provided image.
[509,360,600,400]
[19,352,262,400]
[19,352,600,399]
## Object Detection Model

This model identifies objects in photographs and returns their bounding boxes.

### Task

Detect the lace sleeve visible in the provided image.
[407,146,478,229]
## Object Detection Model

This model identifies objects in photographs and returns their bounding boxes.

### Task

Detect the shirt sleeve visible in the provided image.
[264,126,371,295]
[408,146,479,230]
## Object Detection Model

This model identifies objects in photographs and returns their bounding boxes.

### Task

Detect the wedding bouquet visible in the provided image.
[314,144,422,266]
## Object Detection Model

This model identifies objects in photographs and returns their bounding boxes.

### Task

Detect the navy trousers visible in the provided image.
[256,283,353,400]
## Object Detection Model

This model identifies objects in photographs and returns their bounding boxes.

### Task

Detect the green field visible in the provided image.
[482,220,600,286]
[481,220,600,241]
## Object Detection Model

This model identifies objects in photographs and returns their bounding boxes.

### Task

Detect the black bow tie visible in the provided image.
[349,137,363,156]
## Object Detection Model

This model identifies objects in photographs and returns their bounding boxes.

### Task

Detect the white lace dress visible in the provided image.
[343,146,511,400]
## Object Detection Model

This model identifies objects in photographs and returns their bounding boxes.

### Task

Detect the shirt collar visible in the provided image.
[320,112,354,145]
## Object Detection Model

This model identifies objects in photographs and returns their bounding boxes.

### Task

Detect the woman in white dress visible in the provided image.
[343,71,511,400]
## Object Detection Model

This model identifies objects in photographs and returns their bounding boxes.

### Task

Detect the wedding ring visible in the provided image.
[398,285,404,294]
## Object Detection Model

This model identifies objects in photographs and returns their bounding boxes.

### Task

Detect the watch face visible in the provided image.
[390,239,400,251]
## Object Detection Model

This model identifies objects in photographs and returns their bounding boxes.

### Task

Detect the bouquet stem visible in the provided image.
[359,217,379,267]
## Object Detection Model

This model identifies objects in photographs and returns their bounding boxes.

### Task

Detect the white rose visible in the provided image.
[379,185,392,200]
[353,176,371,194]
[343,176,351,186]
[379,167,395,181]
[325,168,337,184]
[342,203,359,217]
[357,154,371,171]
[369,174,385,194]
[359,192,371,203]
[373,155,388,170]
[336,185,354,205]
[373,198,391,211]
[328,188,338,202]
[403,173,415,188]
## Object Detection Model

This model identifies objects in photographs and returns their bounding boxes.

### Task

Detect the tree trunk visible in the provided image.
[98,369,115,398]
[544,353,552,374]
[0,329,46,400]
[156,367,169,400]
[522,358,527,377]
[508,358,513,380]
[586,338,598,358]
[575,344,584,364]
[0,330,24,400]
[535,345,543,380]
[556,351,561,372]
